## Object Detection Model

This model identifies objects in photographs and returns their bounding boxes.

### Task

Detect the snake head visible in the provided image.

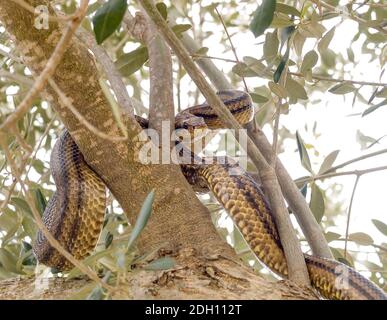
[176,114,207,133]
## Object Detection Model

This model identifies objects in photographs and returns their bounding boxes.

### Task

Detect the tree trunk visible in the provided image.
[0,0,316,299]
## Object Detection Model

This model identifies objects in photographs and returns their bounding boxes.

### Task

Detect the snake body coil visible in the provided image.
[33,90,386,300]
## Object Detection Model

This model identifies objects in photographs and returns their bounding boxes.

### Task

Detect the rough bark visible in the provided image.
[0,0,226,254]
[0,0,317,299]
[0,248,316,300]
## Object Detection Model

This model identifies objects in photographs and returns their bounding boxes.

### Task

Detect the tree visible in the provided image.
[0,0,386,299]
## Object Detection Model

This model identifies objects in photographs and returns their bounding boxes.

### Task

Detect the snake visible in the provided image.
[33,90,386,300]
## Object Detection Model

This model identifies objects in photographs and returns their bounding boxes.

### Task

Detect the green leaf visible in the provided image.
[299,183,307,198]
[32,189,47,216]
[330,247,353,267]
[263,32,279,63]
[86,272,111,300]
[269,81,288,98]
[309,183,325,223]
[250,93,269,104]
[249,0,277,38]
[156,2,168,20]
[270,16,294,28]
[300,50,318,74]
[115,46,149,76]
[285,78,308,100]
[321,48,336,68]
[348,232,374,246]
[362,98,387,117]
[273,46,289,84]
[295,131,312,173]
[0,248,18,273]
[193,47,209,56]
[324,231,341,242]
[127,190,155,249]
[144,257,175,270]
[372,219,387,236]
[171,24,192,37]
[105,232,114,249]
[273,58,286,83]
[11,197,33,217]
[318,27,335,53]
[92,0,128,44]
[232,62,259,77]
[275,3,301,17]
[318,150,339,174]
[328,82,356,95]
[86,286,105,300]
[32,159,45,174]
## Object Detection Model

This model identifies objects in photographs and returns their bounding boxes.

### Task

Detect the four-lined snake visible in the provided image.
[33,90,387,300]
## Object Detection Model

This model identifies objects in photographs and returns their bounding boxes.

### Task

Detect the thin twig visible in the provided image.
[289,71,387,87]
[0,48,22,63]
[323,148,387,174]
[310,0,387,35]
[0,0,89,132]
[271,61,289,166]
[344,176,360,259]
[188,54,387,87]
[23,116,57,184]
[214,6,248,92]
[0,70,34,86]
[296,165,387,184]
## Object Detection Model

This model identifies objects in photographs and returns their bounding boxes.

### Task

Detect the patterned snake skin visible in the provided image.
[33,90,387,299]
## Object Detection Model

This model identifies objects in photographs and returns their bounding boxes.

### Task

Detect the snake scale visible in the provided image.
[33,90,386,300]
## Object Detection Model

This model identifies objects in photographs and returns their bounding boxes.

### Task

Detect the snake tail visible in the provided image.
[186,161,387,300]
[33,131,106,270]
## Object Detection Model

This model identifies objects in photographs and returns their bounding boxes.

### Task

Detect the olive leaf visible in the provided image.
[300,50,318,74]
[249,0,276,38]
[144,257,176,271]
[115,46,149,77]
[127,190,155,250]
[362,98,387,116]
[32,189,47,216]
[92,0,128,44]
[348,232,374,246]
[372,219,387,236]
[318,27,335,53]
[309,183,325,223]
[295,131,313,173]
[328,82,356,95]
[318,150,339,174]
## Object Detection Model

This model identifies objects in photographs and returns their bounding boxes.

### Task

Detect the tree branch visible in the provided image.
[186,54,387,87]
[0,0,89,132]
[296,165,387,184]
[311,0,387,35]
[138,0,310,285]
[76,28,134,117]
[175,24,333,259]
